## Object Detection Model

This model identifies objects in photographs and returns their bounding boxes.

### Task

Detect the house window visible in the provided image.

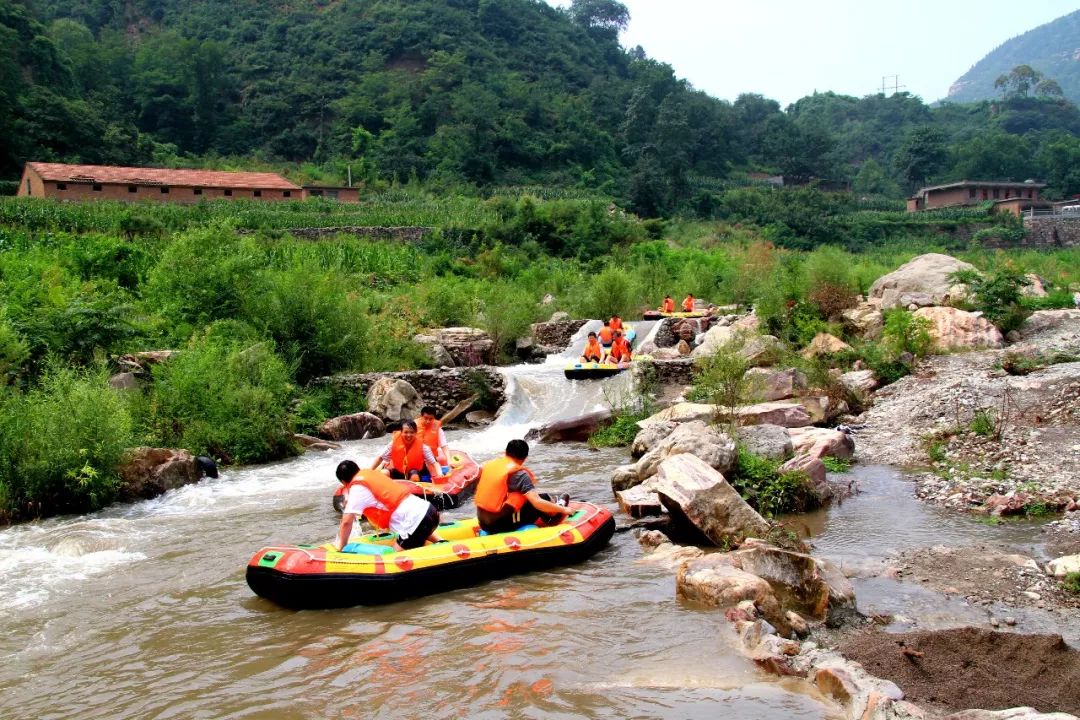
[253,190,262,197]
[194,188,203,196]
[283,190,291,198]
[1027,189,1033,199]
[56,183,67,190]
[160,186,169,194]
[968,187,976,199]
[224,189,233,197]
[26,179,31,195]
[128,185,138,193]
[993,189,1000,199]
[982,189,988,200]
[93,184,102,192]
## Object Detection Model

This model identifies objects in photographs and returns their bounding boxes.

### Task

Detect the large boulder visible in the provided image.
[801,333,853,359]
[727,539,857,626]
[736,401,813,428]
[841,303,884,340]
[630,420,678,459]
[677,555,783,625]
[746,367,809,401]
[788,426,855,460]
[616,484,665,518]
[317,412,386,441]
[618,420,737,490]
[913,306,1005,351]
[1046,554,1080,578]
[691,324,735,358]
[117,447,204,501]
[638,403,717,427]
[653,454,771,546]
[839,369,879,395]
[868,253,977,309]
[736,424,794,461]
[366,377,423,422]
[780,454,830,501]
[525,410,612,443]
[413,327,494,366]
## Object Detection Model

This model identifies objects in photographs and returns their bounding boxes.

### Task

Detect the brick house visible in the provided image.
[17,162,301,203]
[301,185,361,202]
[907,180,1048,216]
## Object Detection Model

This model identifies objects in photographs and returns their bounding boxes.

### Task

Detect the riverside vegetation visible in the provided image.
[2,191,1078,523]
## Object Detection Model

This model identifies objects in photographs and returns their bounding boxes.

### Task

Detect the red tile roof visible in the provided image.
[27,162,300,190]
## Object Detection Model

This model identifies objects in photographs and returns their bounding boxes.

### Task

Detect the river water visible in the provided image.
[0,340,1056,719]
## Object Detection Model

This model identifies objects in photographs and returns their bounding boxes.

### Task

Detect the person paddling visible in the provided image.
[660,295,675,313]
[475,440,572,534]
[372,420,444,482]
[333,461,443,552]
[416,406,449,468]
[580,331,604,363]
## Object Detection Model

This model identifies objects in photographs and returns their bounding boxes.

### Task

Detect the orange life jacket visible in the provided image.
[609,317,623,331]
[598,326,614,344]
[475,456,535,514]
[609,336,632,362]
[390,432,426,474]
[582,338,603,361]
[345,470,413,529]
[682,296,695,312]
[417,417,442,453]
[661,298,675,313]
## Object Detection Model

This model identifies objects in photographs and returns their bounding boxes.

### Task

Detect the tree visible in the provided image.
[569,0,630,36]
[892,125,947,190]
[994,64,1062,99]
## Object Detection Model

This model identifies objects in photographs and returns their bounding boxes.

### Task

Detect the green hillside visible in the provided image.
[948,10,1080,103]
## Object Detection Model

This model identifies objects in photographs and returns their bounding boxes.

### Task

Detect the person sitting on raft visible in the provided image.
[416,405,449,467]
[333,460,443,552]
[682,294,696,312]
[660,295,675,313]
[609,314,623,331]
[475,440,573,535]
[580,331,604,363]
[597,320,615,350]
[604,330,633,365]
[372,420,444,482]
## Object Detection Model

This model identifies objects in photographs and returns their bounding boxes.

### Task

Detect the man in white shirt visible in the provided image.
[333,460,443,552]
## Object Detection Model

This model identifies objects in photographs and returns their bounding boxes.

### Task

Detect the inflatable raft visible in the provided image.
[246,501,616,609]
[642,310,707,320]
[563,361,629,380]
[332,450,479,512]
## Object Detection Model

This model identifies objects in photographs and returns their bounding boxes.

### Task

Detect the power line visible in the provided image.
[880,74,906,96]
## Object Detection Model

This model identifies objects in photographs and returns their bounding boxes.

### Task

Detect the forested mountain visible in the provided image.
[3,0,1080,212]
[948,10,1080,104]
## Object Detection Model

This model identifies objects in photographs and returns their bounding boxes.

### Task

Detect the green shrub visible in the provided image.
[1064,572,1080,595]
[291,384,367,435]
[1023,289,1076,311]
[969,409,995,437]
[821,456,852,473]
[0,312,30,382]
[0,363,134,520]
[950,267,1031,333]
[881,309,934,358]
[588,411,646,448]
[143,330,296,464]
[691,336,754,426]
[727,447,816,516]
[477,281,538,361]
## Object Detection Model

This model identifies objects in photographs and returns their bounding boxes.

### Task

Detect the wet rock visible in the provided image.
[631,420,678,459]
[869,253,976,309]
[913,307,1005,351]
[464,410,494,425]
[673,319,697,343]
[1047,554,1080,578]
[525,409,612,443]
[366,377,423,422]
[611,464,643,492]
[842,303,885,340]
[840,369,879,395]
[293,433,341,451]
[736,424,794,461]
[801,333,854,359]
[780,454,828,498]
[788,426,855,460]
[985,492,1033,517]
[617,484,665,518]
[317,412,386,441]
[117,447,204,501]
[746,367,809,401]
[637,529,668,549]
[653,454,771,547]
[677,555,783,626]
[638,540,704,568]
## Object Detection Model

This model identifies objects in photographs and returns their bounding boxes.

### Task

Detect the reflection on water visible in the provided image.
[0,361,835,720]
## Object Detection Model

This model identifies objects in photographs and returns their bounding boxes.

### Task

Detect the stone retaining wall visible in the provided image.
[239,226,434,242]
[317,366,506,418]
[530,319,588,350]
[641,358,696,387]
[1012,217,1080,249]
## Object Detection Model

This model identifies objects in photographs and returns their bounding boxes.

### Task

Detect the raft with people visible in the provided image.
[245,501,616,609]
[331,449,479,512]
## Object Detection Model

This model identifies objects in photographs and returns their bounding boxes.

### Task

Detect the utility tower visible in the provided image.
[880,75,906,96]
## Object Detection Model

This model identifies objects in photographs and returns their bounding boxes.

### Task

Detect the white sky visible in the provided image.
[547,0,1080,106]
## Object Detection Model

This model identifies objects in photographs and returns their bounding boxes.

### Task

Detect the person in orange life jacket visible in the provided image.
[597,320,615,349]
[416,405,449,467]
[604,330,632,365]
[609,314,623,332]
[475,439,572,535]
[660,295,675,313]
[682,294,695,312]
[333,460,443,552]
[580,331,604,363]
[371,420,444,482]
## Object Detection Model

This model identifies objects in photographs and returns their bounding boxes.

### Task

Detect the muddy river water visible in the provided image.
[0,349,1062,719]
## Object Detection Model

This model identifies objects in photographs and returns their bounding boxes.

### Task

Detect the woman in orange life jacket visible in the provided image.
[682,294,695,312]
[371,420,444,482]
[604,329,633,365]
[416,405,449,467]
[333,460,443,551]
[580,331,604,363]
[597,320,615,350]
[660,295,675,313]
[475,439,572,535]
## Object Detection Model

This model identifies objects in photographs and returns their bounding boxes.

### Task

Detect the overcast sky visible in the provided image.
[547,0,1080,106]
